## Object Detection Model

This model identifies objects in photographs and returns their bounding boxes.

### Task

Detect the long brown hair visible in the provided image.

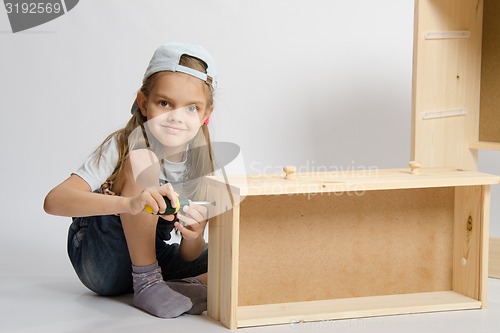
[97,55,216,200]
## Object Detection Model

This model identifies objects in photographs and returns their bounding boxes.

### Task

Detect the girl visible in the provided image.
[44,42,218,318]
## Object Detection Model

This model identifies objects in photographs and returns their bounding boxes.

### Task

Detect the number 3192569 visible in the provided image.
[5,2,62,14]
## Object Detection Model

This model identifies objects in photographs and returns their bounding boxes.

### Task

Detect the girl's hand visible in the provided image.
[127,183,178,221]
[175,203,208,241]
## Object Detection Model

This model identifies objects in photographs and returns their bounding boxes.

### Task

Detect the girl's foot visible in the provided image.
[166,277,207,315]
[132,262,192,318]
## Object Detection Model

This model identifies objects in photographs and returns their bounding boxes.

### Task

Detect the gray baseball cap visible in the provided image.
[131,42,217,114]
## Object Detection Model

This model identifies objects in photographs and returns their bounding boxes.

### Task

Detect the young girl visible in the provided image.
[44,42,218,318]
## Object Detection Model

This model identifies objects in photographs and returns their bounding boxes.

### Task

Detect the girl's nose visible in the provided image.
[167,108,183,123]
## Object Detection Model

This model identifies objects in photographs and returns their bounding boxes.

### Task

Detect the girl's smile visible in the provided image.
[161,123,187,133]
[164,125,184,131]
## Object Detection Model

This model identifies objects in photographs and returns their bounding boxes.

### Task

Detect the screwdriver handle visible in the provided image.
[144,196,190,215]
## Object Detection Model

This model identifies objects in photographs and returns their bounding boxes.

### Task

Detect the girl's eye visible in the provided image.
[159,100,171,108]
[186,105,198,113]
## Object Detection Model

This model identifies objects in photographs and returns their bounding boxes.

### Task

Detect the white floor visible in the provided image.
[1,260,500,333]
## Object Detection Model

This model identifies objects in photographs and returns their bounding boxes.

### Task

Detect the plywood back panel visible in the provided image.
[479,0,500,142]
[238,188,454,306]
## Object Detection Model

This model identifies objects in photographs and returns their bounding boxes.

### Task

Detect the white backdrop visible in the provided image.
[0,0,498,275]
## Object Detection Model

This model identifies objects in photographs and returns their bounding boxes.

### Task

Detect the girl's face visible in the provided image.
[138,71,213,151]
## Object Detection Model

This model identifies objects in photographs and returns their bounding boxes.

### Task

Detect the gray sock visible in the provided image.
[132,262,192,318]
[166,277,207,315]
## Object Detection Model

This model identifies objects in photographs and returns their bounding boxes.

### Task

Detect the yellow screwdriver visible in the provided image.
[144,196,215,215]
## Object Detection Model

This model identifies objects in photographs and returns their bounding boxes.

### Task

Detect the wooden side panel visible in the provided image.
[412,0,483,169]
[217,204,240,329]
[479,0,500,143]
[207,182,240,329]
[238,188,454,306]
[452,186,483,300]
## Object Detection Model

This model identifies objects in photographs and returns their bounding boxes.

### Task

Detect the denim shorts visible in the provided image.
[67,214,208,296]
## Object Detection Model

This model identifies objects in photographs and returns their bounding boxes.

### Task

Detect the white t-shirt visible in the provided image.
[74,136,186,192]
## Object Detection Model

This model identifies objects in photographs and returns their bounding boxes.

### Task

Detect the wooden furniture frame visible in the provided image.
[412,0,500,277]
[205,0,500,329]
[207,168,499,329]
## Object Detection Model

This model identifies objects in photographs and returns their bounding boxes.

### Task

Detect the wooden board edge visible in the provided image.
[489,237,500,278]
[236,291,481,328]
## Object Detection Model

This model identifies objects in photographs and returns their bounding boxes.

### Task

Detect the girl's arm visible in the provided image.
[43,174,172,218]
[178,234,206,262]
[44,174,131,217]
